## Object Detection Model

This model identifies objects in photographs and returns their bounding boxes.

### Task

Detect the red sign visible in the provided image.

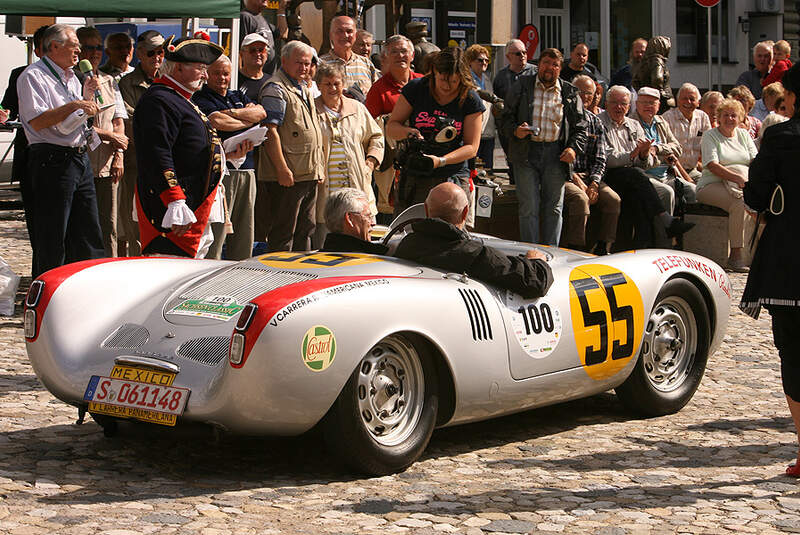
[518,24,539,61]
[695,0,721,6]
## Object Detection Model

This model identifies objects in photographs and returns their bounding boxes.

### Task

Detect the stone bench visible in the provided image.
[681,202,760,266]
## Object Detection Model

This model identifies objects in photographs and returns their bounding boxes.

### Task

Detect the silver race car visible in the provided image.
[25,216,730,475]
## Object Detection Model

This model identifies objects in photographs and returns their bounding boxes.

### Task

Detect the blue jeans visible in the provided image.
[513,142,566,245]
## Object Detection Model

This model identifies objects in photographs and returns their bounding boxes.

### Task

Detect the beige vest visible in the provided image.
[88,72,119,178]
[258,69,323,182]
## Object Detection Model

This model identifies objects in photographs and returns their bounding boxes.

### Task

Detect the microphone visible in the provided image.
[78,59,104,105]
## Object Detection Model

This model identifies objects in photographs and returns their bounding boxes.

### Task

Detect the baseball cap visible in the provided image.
[241,33,270,48]
[638,86,660,99]
[136,30,165,51]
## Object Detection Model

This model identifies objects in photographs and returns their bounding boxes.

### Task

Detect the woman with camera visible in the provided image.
[740,63,800,478]
[386,47,485,218]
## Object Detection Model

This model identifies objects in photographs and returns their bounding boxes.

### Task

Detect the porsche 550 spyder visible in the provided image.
[24,217,730,475]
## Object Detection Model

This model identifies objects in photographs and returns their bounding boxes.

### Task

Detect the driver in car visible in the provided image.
[393,182,553,298]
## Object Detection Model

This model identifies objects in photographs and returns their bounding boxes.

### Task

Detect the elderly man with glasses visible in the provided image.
[493,39,537,183]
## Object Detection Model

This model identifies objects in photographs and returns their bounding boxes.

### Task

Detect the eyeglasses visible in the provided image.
[83,44,103,51]
[475,58,489,64]
[510,51,526,57]
[579,90,595,96]
[146,48,164,57]
[349,211,376,225]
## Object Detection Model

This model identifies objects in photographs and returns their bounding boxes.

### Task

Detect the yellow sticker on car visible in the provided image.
[569,265,644,380]
[258,252,383,269]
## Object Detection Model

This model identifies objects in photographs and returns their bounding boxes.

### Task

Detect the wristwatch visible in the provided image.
[439,156,447,167]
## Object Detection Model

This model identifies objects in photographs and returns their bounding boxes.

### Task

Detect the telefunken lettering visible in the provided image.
[652,255,731,299]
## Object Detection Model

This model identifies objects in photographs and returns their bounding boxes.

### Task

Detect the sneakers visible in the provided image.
[665,219,695,238]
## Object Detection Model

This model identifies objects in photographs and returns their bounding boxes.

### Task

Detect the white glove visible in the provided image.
[161,199,197,229]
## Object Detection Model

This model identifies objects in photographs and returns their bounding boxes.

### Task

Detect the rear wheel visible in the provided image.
[615,279,710,416]
[323,334,438,475]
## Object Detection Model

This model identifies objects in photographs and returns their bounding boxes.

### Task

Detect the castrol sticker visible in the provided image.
[301,325,336,372]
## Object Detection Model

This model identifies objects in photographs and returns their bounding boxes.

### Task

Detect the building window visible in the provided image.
[676,0,729,62]
[610,0,652,73]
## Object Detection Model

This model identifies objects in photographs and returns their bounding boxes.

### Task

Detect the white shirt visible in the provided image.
[662,107,711,170]
[17,56,86,147]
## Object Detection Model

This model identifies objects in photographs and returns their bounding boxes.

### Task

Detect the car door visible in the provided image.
[503,262,645,381]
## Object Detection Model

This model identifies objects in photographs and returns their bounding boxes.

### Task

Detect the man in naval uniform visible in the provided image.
[133,36,250,257]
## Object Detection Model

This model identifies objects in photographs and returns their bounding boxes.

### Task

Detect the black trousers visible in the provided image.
[28,144,104,278]
[603,166,665,249]
[769,305,800,402]
[264,180,317,252]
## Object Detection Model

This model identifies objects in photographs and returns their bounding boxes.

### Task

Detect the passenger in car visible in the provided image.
[393,182,553,298]
[319,188,388,255]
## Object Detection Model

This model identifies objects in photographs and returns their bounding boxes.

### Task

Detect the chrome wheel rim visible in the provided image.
[356,336,424,446]
[640,296,697,393]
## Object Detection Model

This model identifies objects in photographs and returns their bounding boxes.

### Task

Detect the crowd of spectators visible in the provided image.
[2,6,796,277]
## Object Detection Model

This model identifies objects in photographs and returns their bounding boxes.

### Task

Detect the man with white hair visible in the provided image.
[17,23,104,277]
[258,40,324,252]
[193,54,266,260]
[320,15,378,100]
[662,82,712,181]
[736,41,773,100]
[134,37,251,258]
[600,85,694,249]
[319,188,387,254]
[393,183,552,299]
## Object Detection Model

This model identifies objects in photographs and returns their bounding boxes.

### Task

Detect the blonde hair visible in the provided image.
[716,98,745,123]
[727,85,755,111]
[775,39,791,57]
[762,81,785,101]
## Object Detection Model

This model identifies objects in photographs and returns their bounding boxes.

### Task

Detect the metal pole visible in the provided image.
[717,3,722,91]
[707,7,712,92]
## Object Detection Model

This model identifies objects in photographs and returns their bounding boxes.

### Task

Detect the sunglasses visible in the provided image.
[476,58,489,64]
[83,44,103,51]
[510,51,526,57]
[146,48,164,57]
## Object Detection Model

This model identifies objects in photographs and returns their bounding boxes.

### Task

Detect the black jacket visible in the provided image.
[393,218,553,299]
[319,232,388,255]
[740,119,800,317]
[501,74,588,167]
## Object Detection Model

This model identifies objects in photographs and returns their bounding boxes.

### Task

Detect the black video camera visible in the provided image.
[394,116,459,176]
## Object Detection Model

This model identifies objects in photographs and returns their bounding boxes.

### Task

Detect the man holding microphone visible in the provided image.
[17,24,105,277]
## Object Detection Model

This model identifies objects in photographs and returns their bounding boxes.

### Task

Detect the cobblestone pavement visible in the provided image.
[0,210,798,535]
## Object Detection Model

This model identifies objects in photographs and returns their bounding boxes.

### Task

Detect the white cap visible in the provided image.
[241,33,270,48]
[637,86,660,99]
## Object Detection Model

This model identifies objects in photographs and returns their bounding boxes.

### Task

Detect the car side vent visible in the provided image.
[102,324,150,349]
[177,336,230,366]
[458,289,493,341]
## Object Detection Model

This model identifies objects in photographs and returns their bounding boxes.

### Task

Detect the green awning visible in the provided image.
[0,1,240,18]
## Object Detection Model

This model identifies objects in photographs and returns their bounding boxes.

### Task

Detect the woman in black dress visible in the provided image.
[740,63,800,478]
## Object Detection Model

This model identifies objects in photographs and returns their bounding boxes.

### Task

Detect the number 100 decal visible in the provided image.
[506,292,563,358]
[568,265,644,380]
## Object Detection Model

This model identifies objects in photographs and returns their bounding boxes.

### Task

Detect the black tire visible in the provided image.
[615,278,710,416]
[323,333,439,476]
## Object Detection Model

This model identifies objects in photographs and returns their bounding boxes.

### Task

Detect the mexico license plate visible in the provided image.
[84,365,189,426]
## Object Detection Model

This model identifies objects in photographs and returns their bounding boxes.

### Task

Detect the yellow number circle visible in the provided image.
[258,252,384,269]
[568,265,644,381]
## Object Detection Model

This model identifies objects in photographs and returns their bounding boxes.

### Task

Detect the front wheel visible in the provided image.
[323,334,438,475]
[615,278,710,416]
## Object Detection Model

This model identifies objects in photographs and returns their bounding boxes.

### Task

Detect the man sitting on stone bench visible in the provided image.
[393,182,553,299]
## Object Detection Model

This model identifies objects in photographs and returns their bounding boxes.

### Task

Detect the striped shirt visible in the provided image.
[323,107,350,191]
[531,78,563,142]
[319,50,378,95]
[662,107,711,170]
